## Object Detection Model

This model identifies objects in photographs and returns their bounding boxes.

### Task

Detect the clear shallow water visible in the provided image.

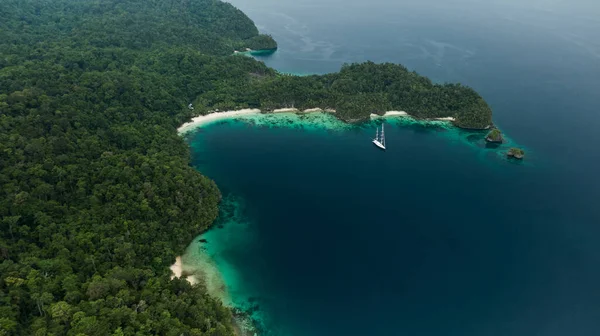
[184,1,600,335]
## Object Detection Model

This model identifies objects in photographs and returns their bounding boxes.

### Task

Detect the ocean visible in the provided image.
[182,0,600,335]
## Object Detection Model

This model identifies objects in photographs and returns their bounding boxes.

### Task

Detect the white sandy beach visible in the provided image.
[273,108,300,113]
[370,111,410,119]
[177,108,455,135]
[170,256,184,279]
[178,108,342,134]
[170,255,231,305]
[369,111,455,122]
[300,108,323,113]
[384,111,409,116]
[177,109,261,134]
[273,107,335,114]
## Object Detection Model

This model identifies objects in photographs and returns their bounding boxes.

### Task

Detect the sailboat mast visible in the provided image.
[375,127,379,140]
[382,124,385,146]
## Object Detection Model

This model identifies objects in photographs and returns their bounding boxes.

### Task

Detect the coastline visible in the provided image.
[272,107,336,114]
[170,194,264,335]
[233,47,278,57]
[178,109,262,134]
[370,111,456,122]
[170,256,198,285]
[170,254,261,336]
[174,107,524,335]
[178,108,456,135]
[170,249,232,306]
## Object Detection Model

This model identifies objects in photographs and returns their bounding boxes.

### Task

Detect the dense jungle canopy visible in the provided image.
[0,0,492,335]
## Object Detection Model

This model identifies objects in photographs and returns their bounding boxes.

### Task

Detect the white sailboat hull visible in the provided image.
[372,139,386,150]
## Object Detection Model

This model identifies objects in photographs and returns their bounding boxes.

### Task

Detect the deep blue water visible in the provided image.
[185,1,600,335]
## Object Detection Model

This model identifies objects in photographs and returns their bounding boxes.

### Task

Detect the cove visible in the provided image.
[180,0,600,334]
[179,112,594,335]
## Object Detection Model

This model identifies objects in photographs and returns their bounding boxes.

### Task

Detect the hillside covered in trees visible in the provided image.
[200,61,492,128]
[0,0,272,335]
[0,0,493,335]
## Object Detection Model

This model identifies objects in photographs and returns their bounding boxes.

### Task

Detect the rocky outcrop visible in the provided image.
[485,129,504,143]
[507,148,525,159]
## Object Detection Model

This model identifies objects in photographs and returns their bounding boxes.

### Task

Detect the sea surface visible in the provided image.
[183,0,600,335]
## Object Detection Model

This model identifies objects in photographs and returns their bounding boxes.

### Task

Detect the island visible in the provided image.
[486,129,504,143]
[0,0,495,334]
[507,148,526,159]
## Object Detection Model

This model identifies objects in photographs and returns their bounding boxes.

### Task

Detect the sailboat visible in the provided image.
[372,124,386,150]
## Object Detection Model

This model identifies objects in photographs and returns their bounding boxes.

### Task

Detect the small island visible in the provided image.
[507,148,525,159]
[486,129,504,143]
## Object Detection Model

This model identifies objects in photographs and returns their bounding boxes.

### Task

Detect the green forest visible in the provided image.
[0,0,493,335]
[215,61,493,128]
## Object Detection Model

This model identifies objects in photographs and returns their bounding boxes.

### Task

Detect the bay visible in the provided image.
[183,1,600,335]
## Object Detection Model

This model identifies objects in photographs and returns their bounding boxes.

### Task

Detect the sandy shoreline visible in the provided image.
[177,109,262,134]
[177,108,339,134]
[170,249,262,335]
[170,256,199,285]
[178,109,456,134]
[272,107,299,113]
[170,253,232,305]
[370,111,455,122]
[370,111,409,118]
[384,111,410,116]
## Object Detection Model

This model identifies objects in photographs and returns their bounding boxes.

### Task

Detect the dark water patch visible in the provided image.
[184,114,560,336]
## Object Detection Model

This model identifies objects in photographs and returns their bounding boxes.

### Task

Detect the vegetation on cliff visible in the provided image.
[192,62,493,128]
[486,129,504,143]
[0,0,493,334]
[239,35,278,51]
[507,148,525,159]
